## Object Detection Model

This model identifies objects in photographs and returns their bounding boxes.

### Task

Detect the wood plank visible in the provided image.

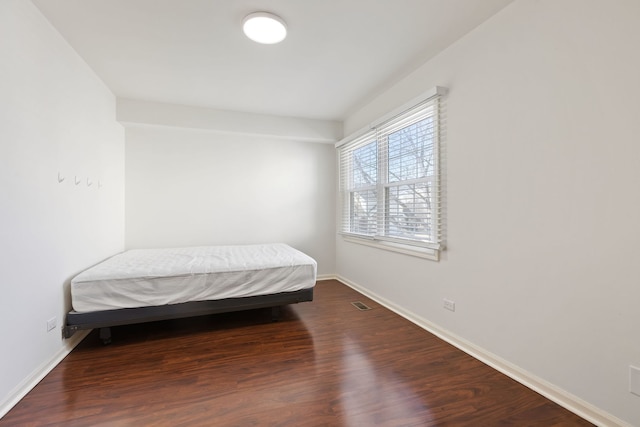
[0,280,592,426]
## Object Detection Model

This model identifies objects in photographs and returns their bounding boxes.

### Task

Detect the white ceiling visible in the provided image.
[33,0,513,121]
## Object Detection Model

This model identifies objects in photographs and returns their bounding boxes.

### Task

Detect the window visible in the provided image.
[338,87,445,258]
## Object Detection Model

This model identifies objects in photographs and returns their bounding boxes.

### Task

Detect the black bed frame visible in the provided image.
[63,288,313,344]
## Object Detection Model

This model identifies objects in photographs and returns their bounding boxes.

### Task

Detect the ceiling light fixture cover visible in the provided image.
[243,12,287,44]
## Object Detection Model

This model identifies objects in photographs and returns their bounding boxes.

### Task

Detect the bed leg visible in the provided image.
[63,325,77,339]
[271,306,281,322]
[99,327,112,345]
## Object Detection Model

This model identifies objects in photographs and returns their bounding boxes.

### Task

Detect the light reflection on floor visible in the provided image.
[338,336,434,426]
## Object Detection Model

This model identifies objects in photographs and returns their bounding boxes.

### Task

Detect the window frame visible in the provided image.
[337,87,446,260]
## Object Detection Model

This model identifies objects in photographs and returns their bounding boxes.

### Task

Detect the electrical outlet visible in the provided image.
[630,365,640,396]
[47,317,57,332]
[443,298,455,312]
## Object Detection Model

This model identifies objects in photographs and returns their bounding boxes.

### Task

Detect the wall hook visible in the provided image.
[87,178,93,187]
[74,176,81,185]
[57,172,65,183]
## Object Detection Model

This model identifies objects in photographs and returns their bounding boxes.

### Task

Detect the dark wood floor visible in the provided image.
[2,280,591,426]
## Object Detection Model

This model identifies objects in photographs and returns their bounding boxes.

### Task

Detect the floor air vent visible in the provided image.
[351,301,372,311]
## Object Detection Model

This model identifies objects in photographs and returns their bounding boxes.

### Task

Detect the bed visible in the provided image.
[63,243,316,344]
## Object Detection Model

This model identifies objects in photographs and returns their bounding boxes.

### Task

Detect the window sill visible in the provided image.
[341,234,440,261]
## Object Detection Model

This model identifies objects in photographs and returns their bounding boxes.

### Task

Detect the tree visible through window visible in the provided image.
[385,117,435,241]
[351,141,377,235]
[339,92,443,251]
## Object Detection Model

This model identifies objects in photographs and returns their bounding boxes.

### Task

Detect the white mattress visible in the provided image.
[71,244,317,313]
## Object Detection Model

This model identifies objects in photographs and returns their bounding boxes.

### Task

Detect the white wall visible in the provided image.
[117,98,342,143]
[0,0,124,415]
[125,123,336,276]
[338,0,640,425]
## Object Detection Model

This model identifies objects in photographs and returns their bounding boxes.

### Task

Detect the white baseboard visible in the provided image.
[335,275,631,427]
[0,330,90,419]
[316,274,337,282]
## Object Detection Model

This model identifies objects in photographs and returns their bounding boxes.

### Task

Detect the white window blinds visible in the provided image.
[338,88,445,251]
[339,131,378,236]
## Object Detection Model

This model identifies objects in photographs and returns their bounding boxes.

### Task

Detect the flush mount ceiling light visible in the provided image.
[242,12,287,44]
